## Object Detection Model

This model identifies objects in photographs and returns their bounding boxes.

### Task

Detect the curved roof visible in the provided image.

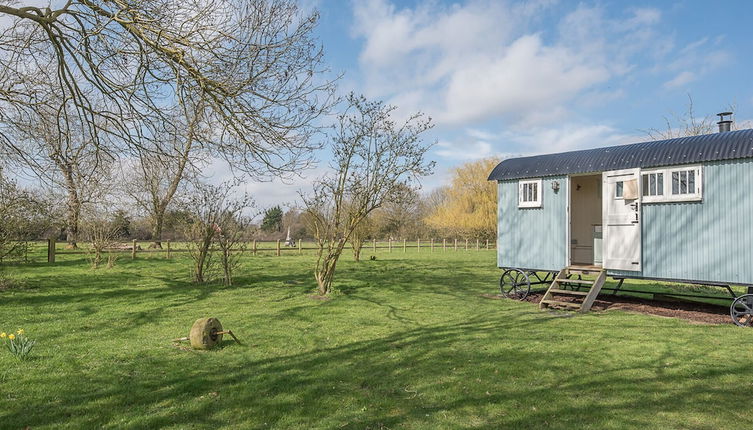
[488,128,753,181]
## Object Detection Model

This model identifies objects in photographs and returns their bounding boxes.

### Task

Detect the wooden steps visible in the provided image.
[547,289,588,296]
[539,266,607,313]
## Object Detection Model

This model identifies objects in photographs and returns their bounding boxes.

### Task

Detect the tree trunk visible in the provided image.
[193,228,214,283]
[64,183,81,249]
[194,248,207,283]
[315,254,338,295]
[222,247,232,286]
[353,242,362,262]
[315,240,346,295]
[149,209,165,249]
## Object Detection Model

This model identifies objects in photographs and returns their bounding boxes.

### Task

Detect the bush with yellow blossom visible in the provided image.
[1,329,36,361]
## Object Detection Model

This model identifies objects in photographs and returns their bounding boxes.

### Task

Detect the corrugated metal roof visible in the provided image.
[488,129,753,181]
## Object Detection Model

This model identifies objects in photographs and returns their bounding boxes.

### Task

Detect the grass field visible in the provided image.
[1,249,752,429]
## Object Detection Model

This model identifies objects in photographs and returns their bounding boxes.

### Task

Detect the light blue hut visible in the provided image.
[488,118,753,322]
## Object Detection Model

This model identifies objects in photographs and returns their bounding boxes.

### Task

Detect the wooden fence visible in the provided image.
[43,238,496,263]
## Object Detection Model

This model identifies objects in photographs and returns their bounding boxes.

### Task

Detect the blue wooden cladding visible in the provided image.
[497,176,567,271]
[639,158,753,285]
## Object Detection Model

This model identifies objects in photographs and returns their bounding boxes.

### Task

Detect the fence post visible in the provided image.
[465,239,468,251]
[253,240,257,256]
[417,238,420,253]
[276,239,281,256]
[373,238,376,253]
[486,239,489,250]
[132,240,137,259]
[454,238,457,251]
[166,240,171,259]
[298,240,302,255]
[431,238,434,252]
[388,239,392,253]
[476,239,479,251]
[443,238,446,251]
[403,238,406,253]
[47,238,56,263]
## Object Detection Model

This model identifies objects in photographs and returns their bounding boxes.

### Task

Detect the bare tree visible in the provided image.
[126,103,207,248]
[216,206,253,287]
[0,1,336,186]
[3,97,113,248]
[185,181,252,284]
[303,94,435,295]
[81,213,121,269]
[349,213,373,262]
[643,95,726,140]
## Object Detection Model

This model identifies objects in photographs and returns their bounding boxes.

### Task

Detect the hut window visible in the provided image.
[640,165,702,203]
[518,179,542,208]
[641,172,664,202]
[669,166,702,200]
[615,181,623,198]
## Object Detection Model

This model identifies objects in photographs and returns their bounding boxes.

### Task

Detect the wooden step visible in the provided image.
[566,268,600,275]
[541,300,581,309]
[555,278,593,285]
[548,289,589,296]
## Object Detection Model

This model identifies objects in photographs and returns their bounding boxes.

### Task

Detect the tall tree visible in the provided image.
[303,94,434,295]
[425,157,500,241]
[0,1,336,183]
[370,185,431,239]
[261,206,284,233]
[127,103,206,248]
[2,97,113,248]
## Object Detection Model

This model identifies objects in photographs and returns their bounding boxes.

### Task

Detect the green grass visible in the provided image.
[1,249,752,429]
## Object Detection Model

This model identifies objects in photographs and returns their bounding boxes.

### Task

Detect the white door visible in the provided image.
[602,169,641,271]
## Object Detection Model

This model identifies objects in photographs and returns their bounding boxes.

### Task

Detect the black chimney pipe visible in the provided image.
[717,112,733,133]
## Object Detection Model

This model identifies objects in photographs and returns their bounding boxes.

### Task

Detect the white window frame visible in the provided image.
[518,178,543,208]
[640,171,665,203]
[641,165,703,203]
[614,180,624,199]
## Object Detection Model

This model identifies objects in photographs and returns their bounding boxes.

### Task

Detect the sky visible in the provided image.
[233,0,753,208]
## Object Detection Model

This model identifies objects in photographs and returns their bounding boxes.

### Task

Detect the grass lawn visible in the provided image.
[1,248,752,429]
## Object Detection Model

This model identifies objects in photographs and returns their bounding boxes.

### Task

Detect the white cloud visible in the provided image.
[441,34,609,125]
[201,158,327,211]
[664,70,696,89]
[661,38,732,89]
[352,0,666,127]
[465,128,500,141]
[502,124,641,155]
[434,139,494,161]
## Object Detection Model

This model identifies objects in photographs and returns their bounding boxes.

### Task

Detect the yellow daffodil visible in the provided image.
[0,332,6,339]
[8,334,15,340]
[16,329,24,336]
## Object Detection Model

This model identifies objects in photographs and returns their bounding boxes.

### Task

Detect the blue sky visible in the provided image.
[242,0,753,206]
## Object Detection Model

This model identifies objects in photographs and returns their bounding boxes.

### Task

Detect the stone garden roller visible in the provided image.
[173,317,241,350]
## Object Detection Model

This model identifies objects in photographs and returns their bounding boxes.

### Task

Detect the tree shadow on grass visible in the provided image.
[5,312,752,429]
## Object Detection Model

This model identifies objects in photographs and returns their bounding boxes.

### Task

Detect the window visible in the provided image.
[615,181,624,198]
[641,165,702,203]
[518,179,542,208]
[641,172,664,202]
[672,169,695,196]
